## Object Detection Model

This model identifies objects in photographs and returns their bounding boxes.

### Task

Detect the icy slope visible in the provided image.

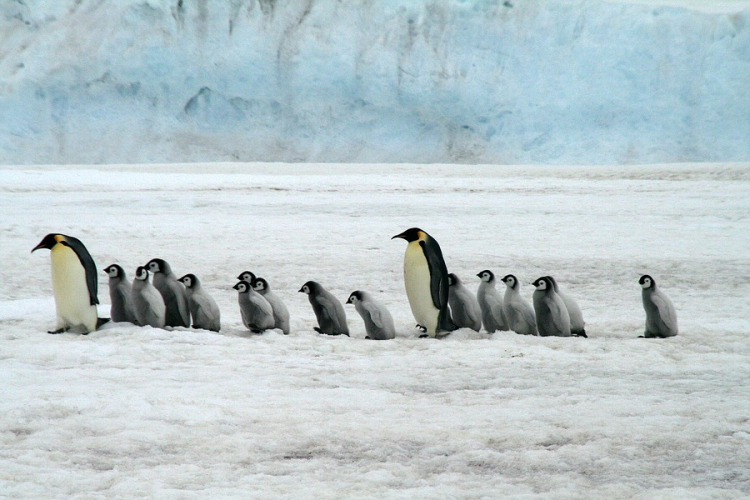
[1,0,749,165]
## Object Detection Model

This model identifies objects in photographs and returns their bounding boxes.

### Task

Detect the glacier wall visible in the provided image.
[1,0,749,165]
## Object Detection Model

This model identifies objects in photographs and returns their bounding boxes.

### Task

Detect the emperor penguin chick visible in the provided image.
[546,276,586,337]
[146,258,190,328]
[639,275,678,338]
[104,264,138,324]
[476,270,509,333]
[299,281,349,336]
[447,273,482,332]
[532,276,571,337]
[500,274,538,336]
[234,281,275,333]
[32,233,105,334]
[178,273,221,332]
[253,277,290,335]
[392,228,456,338]
[237,271,256,284]
[131,266,166,328]
[346,291,396,340]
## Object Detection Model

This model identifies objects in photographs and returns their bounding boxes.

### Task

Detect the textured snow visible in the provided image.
[1,162,750,498]
[1,0,749,165]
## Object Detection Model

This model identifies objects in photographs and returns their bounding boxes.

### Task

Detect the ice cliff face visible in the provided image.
[1,0,748,165]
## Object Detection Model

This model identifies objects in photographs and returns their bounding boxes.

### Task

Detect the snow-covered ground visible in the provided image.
[1,162,749,498]
[2,0,749,165]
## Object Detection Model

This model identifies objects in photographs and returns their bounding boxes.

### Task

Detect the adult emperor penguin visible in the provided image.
[131,266,166,328]
[234,280,275,333]
[500,274,538,336]
[104,264,138,324]
[447,273,482,332]
[178,273,221,332]
[532,276,571,337]
[546,276,587,338]
[31,233,106,334]
[392,228,456,338]
[346,290,396,340]
[145,258,190,328]
[253,277,290,335]
[299,281,349,336]
[639,275,678,338]
[476,270,509,333]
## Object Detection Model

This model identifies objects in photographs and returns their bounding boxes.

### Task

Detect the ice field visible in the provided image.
[1,162,749,498]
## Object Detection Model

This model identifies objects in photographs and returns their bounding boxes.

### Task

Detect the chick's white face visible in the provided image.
[641,277,652,289]
[301,285,311,295]
[236,282,248,293]
[148,261,160,273]
[241,273,254,282]
[505,276,515,288]
[181,277,192,288]
[106,266,119,278]
[253,280,265,291]
[534,279,547,291]
[347,294,360,305]
[135,268,148,281]
[481,272,491,282]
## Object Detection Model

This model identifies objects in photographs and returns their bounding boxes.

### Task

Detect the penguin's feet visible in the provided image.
[313,327,323,334]
[418,334,429,338]
[416,324,427,333]
[572,331,588,338]
[96,317,111,329]
[47,328,67,334]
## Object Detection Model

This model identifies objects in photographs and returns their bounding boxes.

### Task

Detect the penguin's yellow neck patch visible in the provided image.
[417,231,426,242]
[54,235,64,244]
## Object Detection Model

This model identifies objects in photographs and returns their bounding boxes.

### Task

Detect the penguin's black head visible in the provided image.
[178,273,198,289]
[237,270,256,282]
[392,227,425,242]
[346,290,363,304]
[134,266,149,281]
[477,270,494,282]
[146,258,169,274]
[104,264,125,278]
[253,277,268,292]
[639,275,655,289]
[233,280,250,293]
[299,281,320,295]
[532,277,551,291]
[32,233,65,253]
[501,274,517,289]
[447,273,458,286]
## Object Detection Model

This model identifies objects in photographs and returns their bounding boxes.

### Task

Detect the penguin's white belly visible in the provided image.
[51,245,97,331]
[404,244,439,335]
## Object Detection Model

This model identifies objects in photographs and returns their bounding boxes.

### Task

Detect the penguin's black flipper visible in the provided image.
[420,239,450,311]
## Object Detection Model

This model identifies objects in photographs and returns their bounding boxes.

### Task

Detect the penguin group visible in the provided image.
[31,230,679,339]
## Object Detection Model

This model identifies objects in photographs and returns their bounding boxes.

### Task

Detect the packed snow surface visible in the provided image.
[1,162,750,498]
[1,0,750,165]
